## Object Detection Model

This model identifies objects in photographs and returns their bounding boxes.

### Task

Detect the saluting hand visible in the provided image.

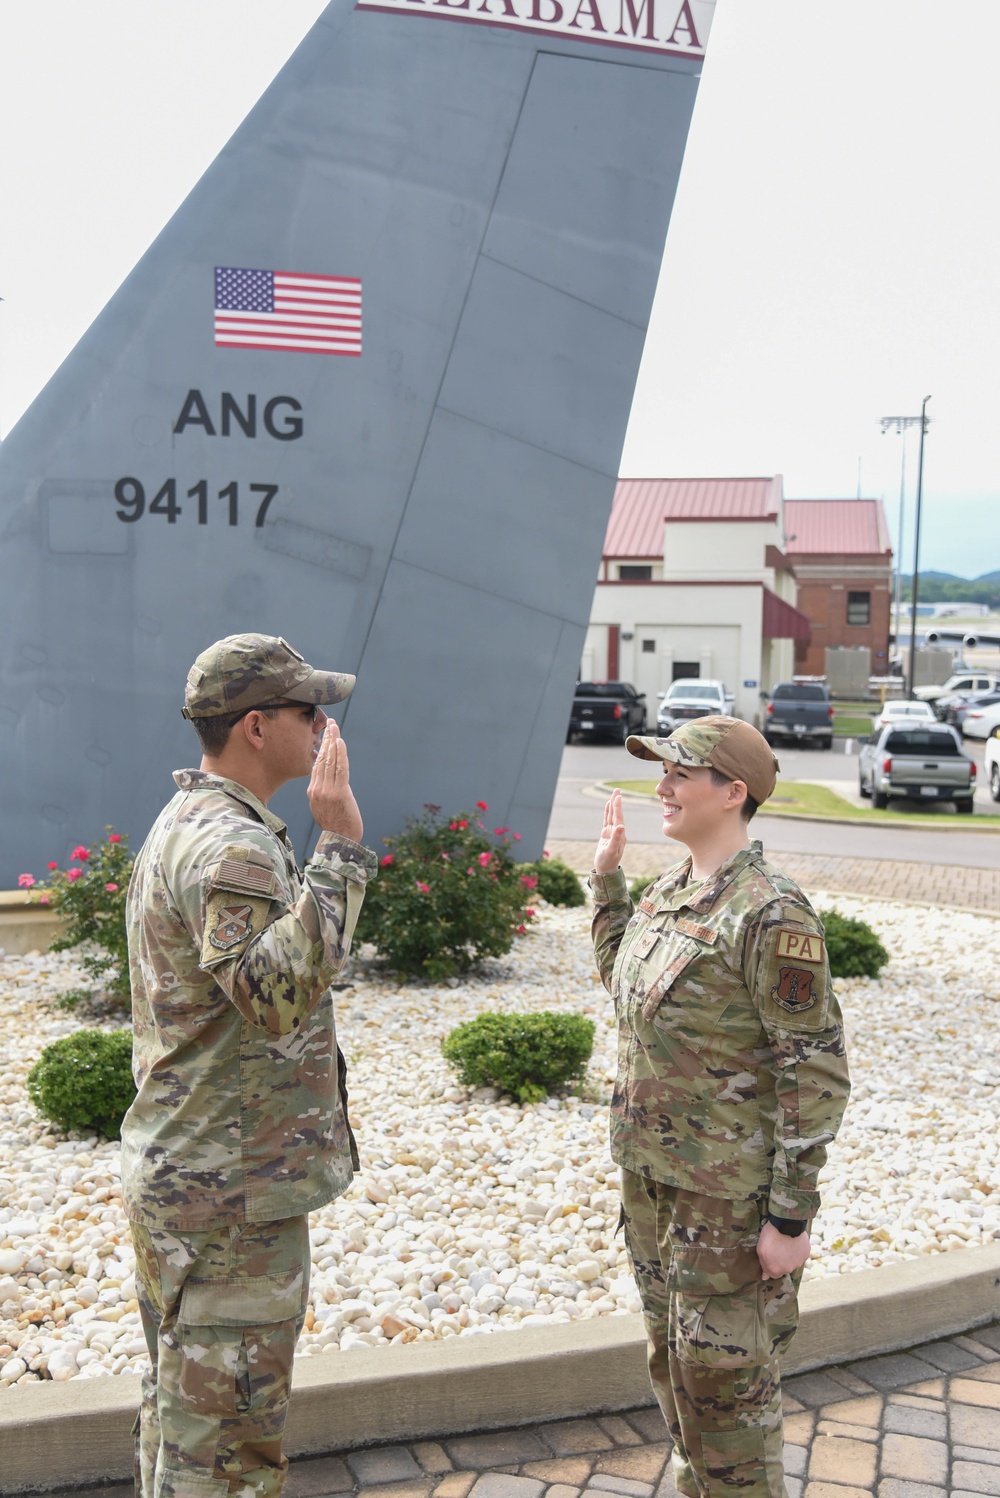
[594,788,627,875]
[308,720,363,842]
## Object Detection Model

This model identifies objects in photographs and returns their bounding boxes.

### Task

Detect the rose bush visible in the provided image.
[21,831,134,1012]
[354,803,534,980]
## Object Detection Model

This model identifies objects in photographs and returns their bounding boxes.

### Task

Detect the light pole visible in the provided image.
[880,401,931,695]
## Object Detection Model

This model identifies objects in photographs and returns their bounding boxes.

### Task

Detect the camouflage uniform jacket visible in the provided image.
[591,842,849,1222]
[121,769,377,1231]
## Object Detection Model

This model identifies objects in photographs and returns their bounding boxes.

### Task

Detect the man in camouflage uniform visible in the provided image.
[121,634,378,1498]
[591,717,850,1498]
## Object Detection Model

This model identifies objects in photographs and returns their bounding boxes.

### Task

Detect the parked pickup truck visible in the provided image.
[986,726,1000,802]
[763,682,834,750]
[858,723,976,811]
[655,678,734,733]
[567,681,646,743]
[913,672,999,708]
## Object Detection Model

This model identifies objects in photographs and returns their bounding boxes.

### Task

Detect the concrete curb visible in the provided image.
[3,1246,999,1493]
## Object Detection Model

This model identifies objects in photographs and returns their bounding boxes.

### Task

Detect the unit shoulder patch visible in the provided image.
[774,928,825,965]
[201,889,274,969]
[770,965,817,1014]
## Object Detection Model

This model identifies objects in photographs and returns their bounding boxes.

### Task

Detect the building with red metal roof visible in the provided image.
[583,479,892,721]
[784,499,893,676]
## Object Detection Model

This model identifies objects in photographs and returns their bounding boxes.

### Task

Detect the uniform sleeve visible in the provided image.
[743,898,851,1222]
[188,829,378,1037]
[590,867,634,993]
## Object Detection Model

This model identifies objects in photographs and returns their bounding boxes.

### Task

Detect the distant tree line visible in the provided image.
[899,575,1000,610]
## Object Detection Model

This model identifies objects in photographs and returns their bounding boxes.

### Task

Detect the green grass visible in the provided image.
[606,778,1000,827]
[833,713,874,737]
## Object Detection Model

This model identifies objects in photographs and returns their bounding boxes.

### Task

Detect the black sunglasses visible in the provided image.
[232,700,321,726]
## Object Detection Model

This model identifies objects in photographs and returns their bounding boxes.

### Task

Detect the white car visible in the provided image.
[914,672,999,704]
[986,727,1000,801]
[961,700,1000,741]
[870,700,938,733]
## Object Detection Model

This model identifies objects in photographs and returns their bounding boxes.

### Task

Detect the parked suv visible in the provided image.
[655,679,734,733]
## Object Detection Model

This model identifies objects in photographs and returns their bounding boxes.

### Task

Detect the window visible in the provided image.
[641,639,655,653]
[847,591,871,626]
[619,565,652,581]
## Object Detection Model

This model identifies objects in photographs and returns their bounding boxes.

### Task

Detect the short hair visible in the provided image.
[708,766,759,822]
[191,704,278,757]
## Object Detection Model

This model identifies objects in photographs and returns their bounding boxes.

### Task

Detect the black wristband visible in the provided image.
[767,1213,807,1238]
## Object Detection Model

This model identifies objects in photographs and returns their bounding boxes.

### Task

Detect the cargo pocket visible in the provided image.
[673,1282,768,1370]
[176,1271,303,1418]
[699,1424,768,1487]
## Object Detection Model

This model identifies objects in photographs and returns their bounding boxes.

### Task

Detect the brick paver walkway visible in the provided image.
[544,841,1000,917]
[61,1324,1000,1498]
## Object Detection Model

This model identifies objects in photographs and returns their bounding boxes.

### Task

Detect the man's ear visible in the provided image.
[238,710,267,750]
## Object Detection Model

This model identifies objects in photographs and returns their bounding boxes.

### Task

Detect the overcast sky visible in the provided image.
[1,0,998,579]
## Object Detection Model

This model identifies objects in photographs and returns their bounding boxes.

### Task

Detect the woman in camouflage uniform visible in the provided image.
[591,717,850,1498]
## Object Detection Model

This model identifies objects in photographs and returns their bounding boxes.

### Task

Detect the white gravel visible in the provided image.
[1,892,998,1389]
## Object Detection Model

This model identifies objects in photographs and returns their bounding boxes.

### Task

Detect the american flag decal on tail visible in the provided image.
[214,267,362,356]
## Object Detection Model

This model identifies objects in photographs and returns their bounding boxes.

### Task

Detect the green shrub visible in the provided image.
[20,830,134,1011]
[442,1011,596,1104]
[629,875,654,904]
[355,803,533,980]
[818,908,889,979]
[26,1029,136,1140]
[517,856,585,907]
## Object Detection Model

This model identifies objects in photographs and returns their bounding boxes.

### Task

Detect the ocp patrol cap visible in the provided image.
[182,633,355,720]
[626,716,779,805]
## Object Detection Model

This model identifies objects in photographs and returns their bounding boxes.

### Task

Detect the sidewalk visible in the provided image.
[543,841,1000,917]
[58,1323,1000,1498]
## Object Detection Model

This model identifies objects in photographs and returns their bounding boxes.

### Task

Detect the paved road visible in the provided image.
[549,742,1000,871]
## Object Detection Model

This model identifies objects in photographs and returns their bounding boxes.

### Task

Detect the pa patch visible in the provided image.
[208,903,255,952]
[770,966,817,1014]
[775,928,825,964]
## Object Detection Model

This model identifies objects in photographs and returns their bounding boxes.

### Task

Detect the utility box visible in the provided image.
[913,648,956,688]
[825,647,871,699]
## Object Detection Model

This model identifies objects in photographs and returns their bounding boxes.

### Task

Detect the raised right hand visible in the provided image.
[594,788,627,875]
[308,720,363,841]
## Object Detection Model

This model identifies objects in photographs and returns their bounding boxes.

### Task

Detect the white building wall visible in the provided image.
[662,520,780,577]
[588,583,766,725]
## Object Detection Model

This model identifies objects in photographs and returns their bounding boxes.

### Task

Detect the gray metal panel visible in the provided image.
[393,410,614,624]
[0,0,705,881]
[483,52,695,324]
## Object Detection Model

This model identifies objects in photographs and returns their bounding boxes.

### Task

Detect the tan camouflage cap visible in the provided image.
[182,634,355,720]
[626,716,779,804]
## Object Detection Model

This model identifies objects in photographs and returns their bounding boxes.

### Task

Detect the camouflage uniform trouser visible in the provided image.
[620,1170,800,1498]
[129,1216,310,1498]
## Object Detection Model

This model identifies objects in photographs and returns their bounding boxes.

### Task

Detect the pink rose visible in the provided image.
[108,834,122,844]
[70,845,90,861]
[466,867,475,875]
[17,874,36,889]
[416,881,431,894]
[494,827,509,836]
[47,861,58,871]
[39,894,50,905]
[448,821,458,830]
[106,883,119,893]
[476,801,488,811]
[477,851,492,867]
[66,868,83,883]
[524,908,536,918]
[513,833,522,841]
[380,854,394,867]
[517,924,526,935]
[520,874,538,890]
